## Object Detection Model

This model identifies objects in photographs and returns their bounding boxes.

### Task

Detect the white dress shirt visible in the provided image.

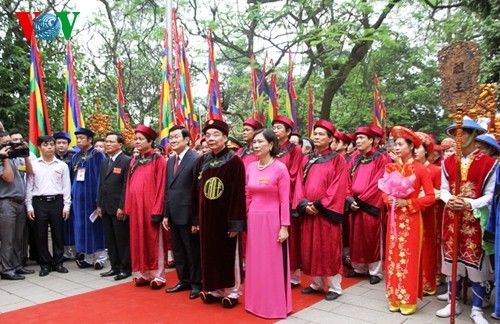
[25,157,72,212]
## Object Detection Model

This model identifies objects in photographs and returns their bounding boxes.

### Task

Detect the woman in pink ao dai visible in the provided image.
[245,128,292,319]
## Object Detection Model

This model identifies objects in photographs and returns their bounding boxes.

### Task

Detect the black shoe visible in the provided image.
[166,283,191,293]
[76,260,92,269]
[325,291,341,301]
[301,286,322,294]
[52,265,69,273]
[114,272,131,281]
[291,282,300,288]
[15,267,35,275]
[39,268,51,277]
[369,275,381,285]
[189,289,201,299]
[200,291,222,304]
[1,273,26,280]
[94,261,105,270]
[100,269,120,277]
[345,271,364,278]
[221,297,239,309]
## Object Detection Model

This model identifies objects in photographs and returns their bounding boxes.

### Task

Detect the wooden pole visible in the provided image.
[449,106,463,324]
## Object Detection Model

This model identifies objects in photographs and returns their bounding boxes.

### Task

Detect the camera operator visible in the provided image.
[9,130,38,266]
[0,131,34,280]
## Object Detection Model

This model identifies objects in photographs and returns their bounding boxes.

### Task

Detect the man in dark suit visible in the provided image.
[96,132,131,281]
[163,126,202,299]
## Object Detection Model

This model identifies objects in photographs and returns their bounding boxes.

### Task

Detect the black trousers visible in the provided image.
[32,196,64,268]
[170,222,201,290]
[102,212,131,272]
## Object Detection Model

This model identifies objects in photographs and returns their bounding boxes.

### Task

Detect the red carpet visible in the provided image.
[0,269,362,323]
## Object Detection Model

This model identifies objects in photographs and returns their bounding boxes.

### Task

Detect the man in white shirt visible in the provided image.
[25,135,71,276]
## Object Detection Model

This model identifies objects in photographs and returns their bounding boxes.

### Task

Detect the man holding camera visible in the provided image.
[0,131,34,280]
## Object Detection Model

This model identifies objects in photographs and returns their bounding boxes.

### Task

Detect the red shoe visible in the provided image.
[150,279,166,290]
[167,261,175,268]
[134,277,150,287]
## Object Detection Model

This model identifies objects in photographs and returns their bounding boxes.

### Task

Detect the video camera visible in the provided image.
[0,142,30,159]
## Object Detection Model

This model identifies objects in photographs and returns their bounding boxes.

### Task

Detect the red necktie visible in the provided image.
[173,156,180,175]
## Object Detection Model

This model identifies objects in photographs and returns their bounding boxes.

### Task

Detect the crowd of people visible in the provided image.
[0,115,499,322]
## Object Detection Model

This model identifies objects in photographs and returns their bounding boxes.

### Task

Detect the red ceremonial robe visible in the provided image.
[236,144,259,259]
[442,151,496,269]
[421,161,441,294]
[123,150,166,272]
[383,160,435,306]
[296,148,348,276]
[237,145,259,169]
[276,140,303,272]
[347,148,390,264]
[194,147,246,291]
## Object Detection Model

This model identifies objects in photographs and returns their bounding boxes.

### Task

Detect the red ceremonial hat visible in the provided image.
[313,119,336,136]
[355,126,376,138]
[345,133,356,144]
[203,119,229,136]
[334,130,351,144]
[135,125,157,140]
[415,131,434,153]
[370,125,384,138]
[243,118,264,130]
[272,116,294,130]
[200,136,207,144]
[390,126,422,148]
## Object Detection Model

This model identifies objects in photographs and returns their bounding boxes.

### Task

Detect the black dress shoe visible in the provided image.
[221,296,239,309]
[76,260,92,269]
[39,268,50,277]
[114,272,131,281]
[100,269,120,277]
[369,275,381,284]
[189,290,201,299]
[301,286,322,294]
[200,291,222,304]
[52,265,69,273]
[166,283,191,293]
[345,271,364,278]
[325,291,341,301]
[15,267,35,275]
[1,273,26,280]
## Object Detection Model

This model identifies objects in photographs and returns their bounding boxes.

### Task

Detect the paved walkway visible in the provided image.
[0,261,498,323]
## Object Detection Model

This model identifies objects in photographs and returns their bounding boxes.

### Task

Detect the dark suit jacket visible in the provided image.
[164,149,199,226]
[97,151,131,215]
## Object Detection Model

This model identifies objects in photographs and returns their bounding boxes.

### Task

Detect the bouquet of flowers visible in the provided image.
[378,164,416,237]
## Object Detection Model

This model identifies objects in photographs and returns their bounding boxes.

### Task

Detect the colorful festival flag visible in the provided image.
[285,50,297,131]
[372,73,385,130]
[206,30,223,121]
[117,58,126,130]
[267,60,278,128]
[307,83,314,138]
[250,54,267,124]
[159,30,175,147]
[28,34,51,157]
[63,41,84,146]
